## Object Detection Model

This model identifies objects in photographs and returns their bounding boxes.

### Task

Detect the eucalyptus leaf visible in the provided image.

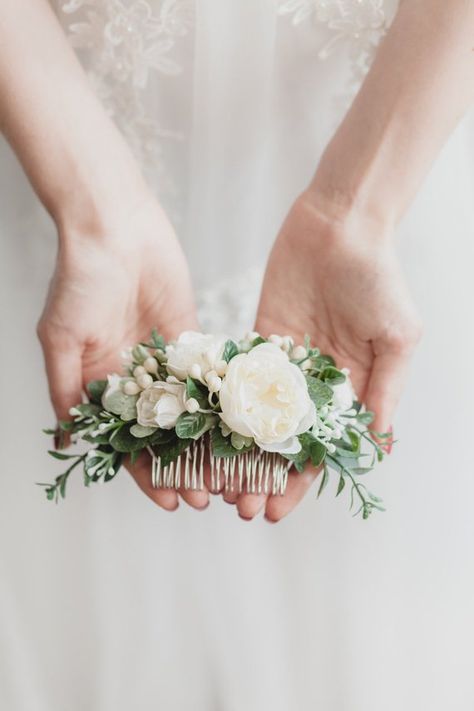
[185,377,209,408]
[222,339,239,362]
[320,366,346,385]
[305,375,333,408]
[336,475,346,496]
[87,379,107,405]
[175,412,217,440]
[154,436,191,467]
[130,423,157,438]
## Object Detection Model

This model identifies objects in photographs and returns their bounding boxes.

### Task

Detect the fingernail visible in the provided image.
[264,514,277,524]
[238,513,253,521]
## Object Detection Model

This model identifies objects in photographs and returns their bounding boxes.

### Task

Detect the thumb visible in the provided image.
[363,349,411,435]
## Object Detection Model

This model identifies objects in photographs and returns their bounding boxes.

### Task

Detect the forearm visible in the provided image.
[309,0,474,228]
[0,0,147,234]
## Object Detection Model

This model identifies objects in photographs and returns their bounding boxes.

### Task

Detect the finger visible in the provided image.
[222,484,240,505]
[39,337,83,423]
[265,467,320,523]
[363,350,412,434]
[236,491,267,520]
[125,451,179,511]
[177,484,209,510]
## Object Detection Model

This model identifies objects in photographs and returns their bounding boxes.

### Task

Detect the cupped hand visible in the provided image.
[235,192,422,522]
[37,193,209,511]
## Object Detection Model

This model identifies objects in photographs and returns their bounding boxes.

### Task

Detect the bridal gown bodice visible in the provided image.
[1,2,474,711]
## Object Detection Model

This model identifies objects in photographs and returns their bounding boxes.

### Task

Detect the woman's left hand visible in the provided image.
[232,192,422,523]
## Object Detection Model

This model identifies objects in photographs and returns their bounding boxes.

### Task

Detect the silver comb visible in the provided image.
[148,436,292,495]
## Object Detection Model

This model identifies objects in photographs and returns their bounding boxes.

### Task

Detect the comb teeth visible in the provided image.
[148,437,291,495]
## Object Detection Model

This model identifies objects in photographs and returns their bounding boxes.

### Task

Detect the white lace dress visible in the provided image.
[1,2,474,710]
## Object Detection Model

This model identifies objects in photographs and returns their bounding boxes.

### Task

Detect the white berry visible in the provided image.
[133,365,146,378]
[137,373,153,389]
[215,359,228,377]
[292,345,307,360]
[207,375,222,393]
[189,363,202,380]
[144,356,158,374]
[185,398,200,414]
[268,334,283,347]
[123,380,140,396]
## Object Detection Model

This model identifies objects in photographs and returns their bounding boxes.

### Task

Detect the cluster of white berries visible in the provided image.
[188,357,228,393]
[122,356,159,395]
[266,333,313,370]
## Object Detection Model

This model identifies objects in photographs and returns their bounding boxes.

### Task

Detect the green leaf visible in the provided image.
[42,428,56,435]
[317,465,329,498]
[130,450,141,466]
[305,375,333,408]
[75,403,102,418]
[47,450,77,461]
[336,475,346,496]
[211,427,241,458]
[222,339,239,362]
[150,328,166,351]
[130,423,157,438]
[309,440,327,468]
[230,432,254,450]
[58,420,75,432]
[175,412,214,440]
[110,424,146,453]
[86,379,107,405]
[320,366,346,385]
[154,436,191,467]
[185,377,209,408]
[251,336,267,347]
[357,411,375,425]
[347,430,361,452]
[147,428,176,446]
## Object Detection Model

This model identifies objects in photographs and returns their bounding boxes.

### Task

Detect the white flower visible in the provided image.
[136,377,186,429]
[219,343,316,455]
[166,331,229,380]
[331,377,356,413]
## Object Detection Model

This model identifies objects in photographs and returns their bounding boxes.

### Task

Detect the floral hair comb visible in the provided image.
[41,330,391,519]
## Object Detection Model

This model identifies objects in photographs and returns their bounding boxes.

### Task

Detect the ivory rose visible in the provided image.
[136,378,186,429]
[166,331,229,380]
[219,343,316,454]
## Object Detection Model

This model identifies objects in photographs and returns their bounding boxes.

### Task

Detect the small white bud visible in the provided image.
[215,359,228,377]
[327,443,336,454]
[245,331,259,342]
[189,363,202,379]
[268,334,283,347]
[68,406,81,416]
[143,356,158,374]
[207,375,222,393]
[301,358,312,371]
[123,380,140,396]
[205,369,218,384]
[292,345,307,360]
[137,373,153,389]
[133,365,146,378]
[281,336,293,352]
[185,398,200,414]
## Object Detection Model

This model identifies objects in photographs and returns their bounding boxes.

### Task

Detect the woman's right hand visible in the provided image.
[37,192,210,512]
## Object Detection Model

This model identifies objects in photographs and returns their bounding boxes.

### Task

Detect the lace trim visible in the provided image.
[61,0,193,201]
[278,0,389,95]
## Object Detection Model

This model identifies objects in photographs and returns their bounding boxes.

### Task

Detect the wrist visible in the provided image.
[299,184,394,246]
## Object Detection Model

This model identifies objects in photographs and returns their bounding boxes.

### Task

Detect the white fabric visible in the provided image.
[1,1,474,709]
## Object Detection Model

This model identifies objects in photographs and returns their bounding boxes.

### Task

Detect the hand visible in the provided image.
[37,192,209,511]
[233,192,422,522]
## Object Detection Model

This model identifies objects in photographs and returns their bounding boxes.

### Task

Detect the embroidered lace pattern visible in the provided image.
[60,0,193,199]
[278,0,390,96]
